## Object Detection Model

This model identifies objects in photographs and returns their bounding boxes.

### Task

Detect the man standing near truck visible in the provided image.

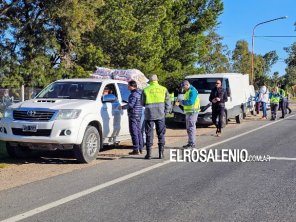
[175,80,200,149]
[142,74,171,159]
[209,79,228,136]
[122,80,144,155]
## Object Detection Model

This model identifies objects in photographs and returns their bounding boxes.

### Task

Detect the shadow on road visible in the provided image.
[0,143,134,165]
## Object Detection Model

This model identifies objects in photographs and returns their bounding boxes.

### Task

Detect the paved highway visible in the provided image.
[0,114,295,222]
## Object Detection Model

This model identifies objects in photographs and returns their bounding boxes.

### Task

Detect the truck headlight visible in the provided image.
[56,109,81,120]
[4,108,13,119]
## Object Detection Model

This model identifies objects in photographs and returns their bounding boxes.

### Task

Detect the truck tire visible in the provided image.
[6,143,32,159]
[235,112,243,124]
[74,126,101,163]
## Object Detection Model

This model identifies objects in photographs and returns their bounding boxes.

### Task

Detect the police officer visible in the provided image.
[175,80,200,148]
[279,85,287,118]
[270,87,281,120]
[209,79,228,136]
[142,74,171,159]
[122,80,143,155]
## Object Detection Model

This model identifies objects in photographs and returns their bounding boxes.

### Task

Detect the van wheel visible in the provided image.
[235,113,243,124]
[74,126,101,163]
[6,143,32,159]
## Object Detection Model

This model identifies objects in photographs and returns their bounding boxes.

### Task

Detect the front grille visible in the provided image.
[12,128,52,136]
[13,110,55,121]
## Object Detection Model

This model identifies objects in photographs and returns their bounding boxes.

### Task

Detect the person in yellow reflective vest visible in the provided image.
[142,74,171,159]
[175,80,200,148]
[279,85,287,118]
[269,87,281,120]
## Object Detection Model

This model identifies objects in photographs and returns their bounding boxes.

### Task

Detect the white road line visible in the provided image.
[1,114,295,222]
[270,157,296,161]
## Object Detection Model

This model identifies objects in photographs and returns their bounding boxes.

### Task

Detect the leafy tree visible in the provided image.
[80,0,224,92]
[0,0,103,87]
[231,40,279,88]
[198,30,230,73]
[284,42,296,86]
[1,0,224,91]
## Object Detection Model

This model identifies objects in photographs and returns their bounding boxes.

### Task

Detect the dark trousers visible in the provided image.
[271,103,278,120]
[280,99,287,117]
[255,102,261,114]
[212,106,224,130]
[145,118,166,149]
[286,100,292,113]
[129,117,143,151]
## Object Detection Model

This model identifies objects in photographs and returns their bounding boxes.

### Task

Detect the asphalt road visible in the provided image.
[0,113,296,222]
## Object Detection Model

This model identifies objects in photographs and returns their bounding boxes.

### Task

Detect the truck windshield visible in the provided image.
[36,82,102,100]
[189,78,225,94]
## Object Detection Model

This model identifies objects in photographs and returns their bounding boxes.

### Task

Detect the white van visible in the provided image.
[173,73,254,125]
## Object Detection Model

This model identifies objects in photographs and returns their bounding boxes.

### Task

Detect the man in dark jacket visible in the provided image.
[209,79,228,136]
[122,80,143,155]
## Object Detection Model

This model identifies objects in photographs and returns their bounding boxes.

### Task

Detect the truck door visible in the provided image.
[117,83,131,139]
[101,83,121,143]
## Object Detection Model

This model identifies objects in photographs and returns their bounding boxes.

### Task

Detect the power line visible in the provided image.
[254,36,296,37]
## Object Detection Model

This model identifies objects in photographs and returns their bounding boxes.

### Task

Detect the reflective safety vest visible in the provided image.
[183,88,200,113]
[270,93,280,104]
[279,88,286,97]
[170,93,175,102]
[144,81,167,104]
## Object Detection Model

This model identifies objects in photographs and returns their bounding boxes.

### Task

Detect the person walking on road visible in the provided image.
[122,81,144,155]
[286,92,292,114]
[258,83,269,119]
[209,79,228,137]
[279,85,287,118]
[269,87,281,121]
[175,80,200,149]
[142,74,171,159]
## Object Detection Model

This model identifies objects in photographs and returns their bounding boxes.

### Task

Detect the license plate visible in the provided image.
[22,125,37,132]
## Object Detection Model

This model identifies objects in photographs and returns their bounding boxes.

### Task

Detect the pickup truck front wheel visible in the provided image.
[74,126,101,163]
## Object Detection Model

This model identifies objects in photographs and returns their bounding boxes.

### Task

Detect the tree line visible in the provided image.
[0,0,295,92]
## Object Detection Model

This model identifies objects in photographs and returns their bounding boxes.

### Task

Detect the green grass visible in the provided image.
[0,163,9,168]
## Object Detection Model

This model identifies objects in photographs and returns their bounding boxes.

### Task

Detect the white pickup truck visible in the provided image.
[0,79,132,163]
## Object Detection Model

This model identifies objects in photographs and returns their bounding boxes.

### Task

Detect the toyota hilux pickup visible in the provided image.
[0,79,131,163]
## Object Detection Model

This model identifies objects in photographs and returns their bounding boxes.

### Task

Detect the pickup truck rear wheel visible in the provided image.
[6,143,32,159]
[74,126,101,163]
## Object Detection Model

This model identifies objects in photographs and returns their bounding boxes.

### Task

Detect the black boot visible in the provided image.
[158,145,164,159]
[145,148,151,159]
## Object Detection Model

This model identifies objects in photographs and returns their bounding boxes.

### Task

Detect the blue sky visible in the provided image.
[217,0,296,76]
